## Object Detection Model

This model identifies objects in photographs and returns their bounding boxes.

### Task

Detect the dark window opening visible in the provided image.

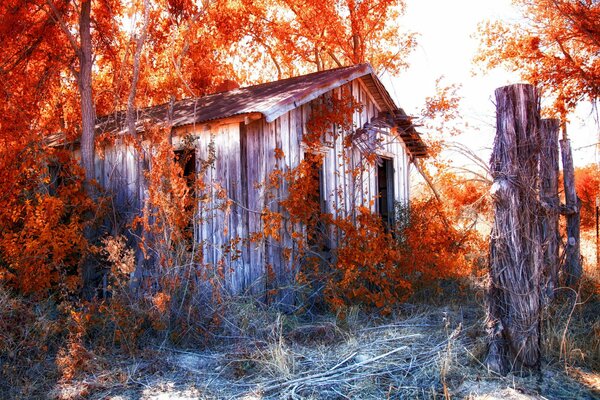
[175,149,196,187]
[48,163,63,196]
[377,158,395,227]
[306,156,329,251]
[174,149,197,241]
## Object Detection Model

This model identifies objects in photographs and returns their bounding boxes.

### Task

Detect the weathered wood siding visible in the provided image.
[318,81,410,221]
[91,78,412,300]
[74,142,144,222]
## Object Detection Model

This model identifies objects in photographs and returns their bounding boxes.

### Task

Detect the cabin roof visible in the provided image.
[91,64,425,158]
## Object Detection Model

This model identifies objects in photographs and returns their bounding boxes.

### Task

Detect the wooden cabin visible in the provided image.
[65,63,427,301]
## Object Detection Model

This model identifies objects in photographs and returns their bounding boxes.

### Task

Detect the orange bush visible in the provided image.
[0,146,96,297]
[326,208,410,312]
[574,164,600,231]
[258,90,485,313]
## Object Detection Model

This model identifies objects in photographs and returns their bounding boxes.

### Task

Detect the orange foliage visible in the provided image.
[477,0,600,113]
[240,0,416,77]
[575,164,600,230]
[255,88,482,313]
[326,208,410,312]
[56,308,95,381]
[0,147,96,296]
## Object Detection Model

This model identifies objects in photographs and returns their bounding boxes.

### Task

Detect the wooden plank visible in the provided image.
[171,112,262,138]
[279,112,293,293]
[239,122,250,293]
[228,123,244,293]
[357,76,383,115]
[560,136,582,287]
[539,119,560,298]
[197,130,215,268]
[246,119,265,297]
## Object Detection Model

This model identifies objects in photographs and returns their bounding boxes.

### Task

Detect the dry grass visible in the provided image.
[2,280,600,399]
[41,300,599,399]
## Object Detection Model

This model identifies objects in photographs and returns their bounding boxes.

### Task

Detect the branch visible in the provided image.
[126,0,150,137]
[326,49,343,67]
[412,159,451,230]
[45,0,80,56]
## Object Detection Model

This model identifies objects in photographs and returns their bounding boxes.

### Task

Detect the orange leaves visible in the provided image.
[0,147,94,296]
[261,208,283,241]
[280,158,321,225]
[402,199,475,280]
[274,147,285,160]
[244,0,416,76]
[327,208,411,313]
[101,235,135,289]
[305,88,362,148]
[476,0,600,113]
[152,291,171,314]
[139,135,196,248]
[574,164,600,230]
[422,77,462,129]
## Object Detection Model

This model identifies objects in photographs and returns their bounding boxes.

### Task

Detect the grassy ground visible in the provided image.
[41,298,599,400]
[2,261,600,400]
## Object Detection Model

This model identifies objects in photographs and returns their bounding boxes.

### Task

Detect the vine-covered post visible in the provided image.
[539,119,560,300]
[486,84,543,373]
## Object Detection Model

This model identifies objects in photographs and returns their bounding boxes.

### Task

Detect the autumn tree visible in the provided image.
[477,0,600,114]
[226,0,416,80]
[0,0,270,292]
[478,0,600,288]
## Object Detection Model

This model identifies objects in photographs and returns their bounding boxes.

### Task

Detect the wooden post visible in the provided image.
[486,84,543,373]
[539,119,560,300]
[560,132,582,287]
[596,197,599,270]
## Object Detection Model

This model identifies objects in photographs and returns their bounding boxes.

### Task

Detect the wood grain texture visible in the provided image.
[560,138,582,287]
[487,84,542,373]
[90,80,413,304]
[539,119,560,299]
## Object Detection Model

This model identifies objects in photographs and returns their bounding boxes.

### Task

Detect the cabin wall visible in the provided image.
[318,81,411,223]
[73,142,145,228]
[90,78,412,302]
[240,112,304,303]
[179,115,304,300]
[187,123,247,294]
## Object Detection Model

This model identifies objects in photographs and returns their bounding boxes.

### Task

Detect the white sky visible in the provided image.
[384,0,599,169]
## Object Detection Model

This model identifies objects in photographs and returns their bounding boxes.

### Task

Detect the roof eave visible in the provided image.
[263,64,373,123]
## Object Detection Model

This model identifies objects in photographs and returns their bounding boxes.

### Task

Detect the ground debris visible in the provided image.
[43,305,600,399]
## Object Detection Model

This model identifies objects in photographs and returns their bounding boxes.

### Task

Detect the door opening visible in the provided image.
[377,158,395,226]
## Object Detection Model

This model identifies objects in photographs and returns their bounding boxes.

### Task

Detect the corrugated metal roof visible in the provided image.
[91,63,426,157]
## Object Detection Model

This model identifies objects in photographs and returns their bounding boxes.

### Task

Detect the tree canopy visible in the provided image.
[477,0,600,115]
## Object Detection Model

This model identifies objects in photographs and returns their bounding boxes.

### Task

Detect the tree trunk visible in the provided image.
[78,0,96,184]
[47,0,98,298]
[539,119,560,300]
[486,84,543,374]
[126,0,149,207]
[78,0,98,298]
[125,0,150,292]
[560,136,582,287]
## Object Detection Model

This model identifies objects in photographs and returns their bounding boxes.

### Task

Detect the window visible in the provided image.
[174,148,196,187]
[48,163,63,196]
[377,158,395,226]
[306,154,329,251]
[174,148,196,241]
